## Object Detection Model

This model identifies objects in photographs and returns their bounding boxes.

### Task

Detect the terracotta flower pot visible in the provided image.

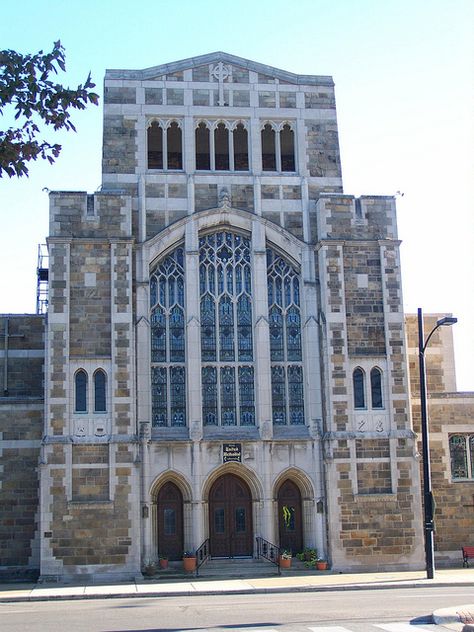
[279,556,292,569]
[316,560,328,570]
[159,558,169,569]
[183,556,197,572]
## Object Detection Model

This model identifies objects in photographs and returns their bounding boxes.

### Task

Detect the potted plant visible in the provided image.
[142,557,157,577]
[316,558,328,570]
[279,549,292,569]
[182,550,197,572]
[159,555,169,569]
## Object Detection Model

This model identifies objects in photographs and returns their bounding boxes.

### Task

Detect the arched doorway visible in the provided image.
[157,481,184,561]
[209,473,253,557]
[277,479,303,554]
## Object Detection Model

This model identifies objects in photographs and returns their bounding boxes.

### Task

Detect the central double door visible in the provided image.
[209,473,253,557]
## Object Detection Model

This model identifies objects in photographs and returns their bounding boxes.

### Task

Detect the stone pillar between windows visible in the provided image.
[251,220,272,438]
[229,126,235,172]
[185,219,202,438]
[210,124,216,172]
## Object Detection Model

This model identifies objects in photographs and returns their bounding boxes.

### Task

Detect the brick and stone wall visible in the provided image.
[405,314,474,564]
[0,315,44,579]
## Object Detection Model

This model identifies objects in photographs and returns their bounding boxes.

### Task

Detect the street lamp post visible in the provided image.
[417,308,457,579]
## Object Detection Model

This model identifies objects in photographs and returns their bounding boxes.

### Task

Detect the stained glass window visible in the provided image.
[94,369,106,413]
[353,368,365,409]
[449,435,472,479]
[267,249,304,425]
[200,232,255,426]
[150,247,186,426]
[75,370,88,413]
[370,367,383,409]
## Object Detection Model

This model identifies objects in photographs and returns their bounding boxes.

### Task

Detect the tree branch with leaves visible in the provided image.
[0,40,99,177]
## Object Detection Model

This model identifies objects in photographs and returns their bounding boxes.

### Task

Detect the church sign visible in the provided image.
[223,443,242,463]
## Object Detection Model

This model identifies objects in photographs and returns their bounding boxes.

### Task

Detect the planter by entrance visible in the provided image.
[159,558,169,570]
[183,556,197,572]
[316,560,328,570]
[279,556,292,569]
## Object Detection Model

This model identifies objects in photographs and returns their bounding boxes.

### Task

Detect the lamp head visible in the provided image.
[436,316,457,327]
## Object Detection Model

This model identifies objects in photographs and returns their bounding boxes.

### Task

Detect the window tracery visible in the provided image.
[200,232,255,426]
[150,247,186,426]
[449,434,474,479]
[267,249,304,425]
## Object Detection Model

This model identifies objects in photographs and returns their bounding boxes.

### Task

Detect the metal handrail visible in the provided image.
[255,536,281,575]
[195,538,210,576]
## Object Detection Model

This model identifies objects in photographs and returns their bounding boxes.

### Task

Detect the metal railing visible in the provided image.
[195,538,210,576]
[255,536,281,575]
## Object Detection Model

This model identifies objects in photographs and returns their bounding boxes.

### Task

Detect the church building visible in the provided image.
[1,52,429,580]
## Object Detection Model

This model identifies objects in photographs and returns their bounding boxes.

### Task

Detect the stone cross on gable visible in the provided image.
[2,317,24,396]
[210,62,232,106]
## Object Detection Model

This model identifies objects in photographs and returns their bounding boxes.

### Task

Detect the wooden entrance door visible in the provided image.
[278,479,303,554]
[157,482,183,561]
[209,474,253,557]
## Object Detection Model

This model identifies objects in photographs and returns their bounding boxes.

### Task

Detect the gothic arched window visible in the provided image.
[148,120,182,170]
[214,123,230,170]
[353,368,365,409]
[147,121,163,169]
[167,121,182,169]
[94,369,107,413]
[233,123,249,171]
[261,124,276,171]
[280,123,295,172]
[75,370,88,413]
[200,232,255,426]
[267,249,304,425]
[150,247,186,426]
[196,122,210,170]
[370,367,383,409]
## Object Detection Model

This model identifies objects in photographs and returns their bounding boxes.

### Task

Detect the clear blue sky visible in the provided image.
[1,0,473,389]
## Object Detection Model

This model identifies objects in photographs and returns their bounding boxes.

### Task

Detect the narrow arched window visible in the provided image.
[167,121,182,169]
[214,123,229,170]
[75,370,88,413]
[353,368,365,409]
[233,123,248,171]
[94,369,107,413]
[280,123,295,171]
[196,122,210,170]
[147,122,163,169]
[370,367,383,409]
[261,124,276,171]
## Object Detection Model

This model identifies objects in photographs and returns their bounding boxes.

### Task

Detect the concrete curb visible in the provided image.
[1,580,473,603]
[433,604,474,632]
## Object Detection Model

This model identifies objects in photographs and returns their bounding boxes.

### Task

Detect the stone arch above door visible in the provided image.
[150,471,193,503]
[202,462,263,502]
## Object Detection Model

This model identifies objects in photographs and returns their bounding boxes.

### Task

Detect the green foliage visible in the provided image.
[0,40,99,177]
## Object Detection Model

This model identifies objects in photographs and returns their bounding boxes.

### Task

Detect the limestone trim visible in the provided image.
[272,467,316,501]
[149,470,193,503]
[201,462,263,501]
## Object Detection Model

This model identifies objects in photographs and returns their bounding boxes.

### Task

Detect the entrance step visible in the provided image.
[146,557,321,581]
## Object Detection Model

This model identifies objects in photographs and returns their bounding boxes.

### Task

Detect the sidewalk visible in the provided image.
[0,568,472,629]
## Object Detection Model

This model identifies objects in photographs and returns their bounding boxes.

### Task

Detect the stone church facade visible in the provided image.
[1,52,436,580]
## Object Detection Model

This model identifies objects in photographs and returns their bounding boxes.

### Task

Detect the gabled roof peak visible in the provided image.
[105,51,333,86]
